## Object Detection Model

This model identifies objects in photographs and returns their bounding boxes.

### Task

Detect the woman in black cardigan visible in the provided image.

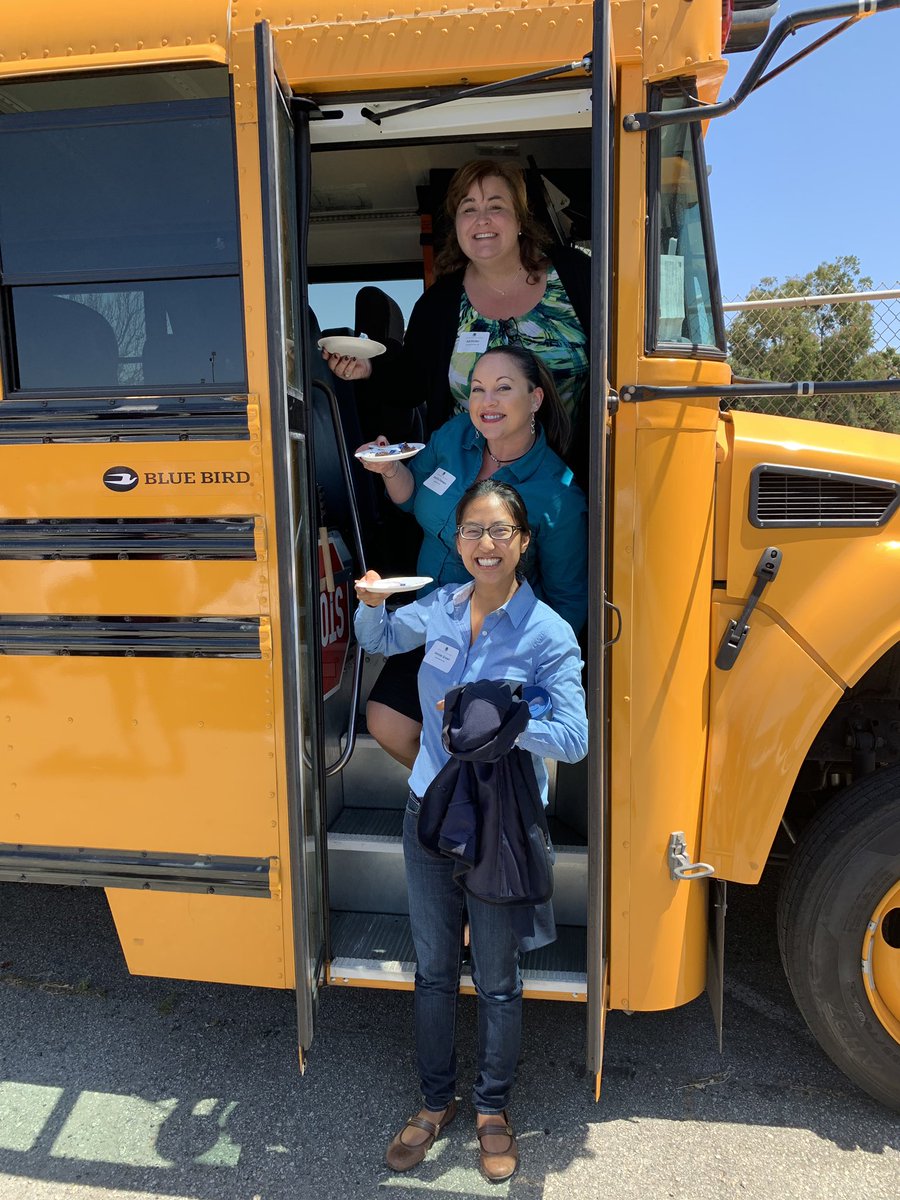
[323,158,591,444]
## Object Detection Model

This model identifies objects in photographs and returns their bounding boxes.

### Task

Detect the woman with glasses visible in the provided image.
[357,344,587,769]
[323,158,590,441]
[354,478,588,1182]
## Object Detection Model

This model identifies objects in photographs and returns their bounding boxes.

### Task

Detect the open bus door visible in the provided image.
[255,20,368,1062]
[586,0,613,1100]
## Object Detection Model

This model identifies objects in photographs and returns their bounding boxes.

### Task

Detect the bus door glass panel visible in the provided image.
[0,68,245,394]
[649,90,725,354]
[257,22,327,1043]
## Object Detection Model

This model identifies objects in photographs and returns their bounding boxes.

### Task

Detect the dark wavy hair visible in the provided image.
[434,159,551,281]
[472,345,571,458]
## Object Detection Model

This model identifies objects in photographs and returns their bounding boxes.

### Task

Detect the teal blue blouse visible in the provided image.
[396,413,587,632]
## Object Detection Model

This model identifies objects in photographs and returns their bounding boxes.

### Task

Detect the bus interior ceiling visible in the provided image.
[307,126,593,275]
[306,116,592,997]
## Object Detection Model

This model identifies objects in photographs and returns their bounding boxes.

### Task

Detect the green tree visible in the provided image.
[727,256,900,433]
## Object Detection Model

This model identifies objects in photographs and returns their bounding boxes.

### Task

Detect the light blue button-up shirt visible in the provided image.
[354,579,588,802]
[396,413,588,632]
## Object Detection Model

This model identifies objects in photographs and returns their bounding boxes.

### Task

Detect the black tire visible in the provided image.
[777,766,900,1111]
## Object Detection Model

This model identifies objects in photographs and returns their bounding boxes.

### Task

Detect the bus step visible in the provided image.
[328,912,587,1000]
[328,807,588,923]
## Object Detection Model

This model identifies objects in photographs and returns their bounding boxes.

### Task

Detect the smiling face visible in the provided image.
[468,351,542,447]
[456,492,530,588]
[454,175,522,269]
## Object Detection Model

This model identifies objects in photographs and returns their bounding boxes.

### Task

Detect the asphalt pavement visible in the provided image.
[1,872,898,1200]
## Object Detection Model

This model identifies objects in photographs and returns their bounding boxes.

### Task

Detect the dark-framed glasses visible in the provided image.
[457,522,524,542]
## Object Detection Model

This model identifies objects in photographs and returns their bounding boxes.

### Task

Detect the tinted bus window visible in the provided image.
[0,69,245,395]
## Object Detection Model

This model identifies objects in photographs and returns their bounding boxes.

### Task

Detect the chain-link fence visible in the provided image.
[723,286,900,434]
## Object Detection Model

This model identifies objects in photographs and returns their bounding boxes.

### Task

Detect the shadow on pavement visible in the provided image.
[0,876,898,1199]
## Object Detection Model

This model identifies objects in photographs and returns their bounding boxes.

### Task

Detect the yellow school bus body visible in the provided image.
[1,0,898,1105]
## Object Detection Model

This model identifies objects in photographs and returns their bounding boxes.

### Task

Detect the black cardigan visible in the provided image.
[363,246,592,440]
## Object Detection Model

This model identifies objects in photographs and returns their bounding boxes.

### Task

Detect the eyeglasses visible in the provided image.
[457,523,524,542]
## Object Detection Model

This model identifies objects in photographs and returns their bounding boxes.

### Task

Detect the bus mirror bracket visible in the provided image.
[623,0,900,133]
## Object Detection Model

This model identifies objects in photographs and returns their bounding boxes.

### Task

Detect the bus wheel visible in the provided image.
[777,766,900,1112]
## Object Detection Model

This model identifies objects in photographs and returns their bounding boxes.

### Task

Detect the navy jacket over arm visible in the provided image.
[418,680,554,910]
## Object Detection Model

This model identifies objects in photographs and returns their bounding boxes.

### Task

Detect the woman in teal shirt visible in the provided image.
[357,345,587,767]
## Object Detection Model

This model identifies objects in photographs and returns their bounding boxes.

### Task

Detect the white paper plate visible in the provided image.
[357,576,433,595]
[355,442,425,463]
[318,335,386,359]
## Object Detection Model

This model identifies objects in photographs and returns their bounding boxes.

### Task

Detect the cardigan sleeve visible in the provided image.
[550,245,592,336]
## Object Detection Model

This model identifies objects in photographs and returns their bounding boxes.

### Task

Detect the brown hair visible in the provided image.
[434,159,550,281]
[473,345,571,458]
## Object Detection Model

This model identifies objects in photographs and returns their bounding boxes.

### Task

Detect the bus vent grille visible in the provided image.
[750,465,900,528]
[0,517,256,559]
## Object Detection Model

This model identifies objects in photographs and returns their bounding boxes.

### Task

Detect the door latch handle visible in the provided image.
[667,831,715,881]
[715,546,782,671]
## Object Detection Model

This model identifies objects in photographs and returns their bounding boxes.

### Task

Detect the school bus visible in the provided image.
[1,0,898,1112]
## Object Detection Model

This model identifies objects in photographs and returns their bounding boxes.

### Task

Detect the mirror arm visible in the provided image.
[623,0,900,132]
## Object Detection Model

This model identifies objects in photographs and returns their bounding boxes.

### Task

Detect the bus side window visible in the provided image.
[0,67,246,396]
[648,88,725,356]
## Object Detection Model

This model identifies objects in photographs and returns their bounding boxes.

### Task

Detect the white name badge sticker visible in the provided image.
[423,468,455,495]
[423,640,460,672]
[455,330,490,354]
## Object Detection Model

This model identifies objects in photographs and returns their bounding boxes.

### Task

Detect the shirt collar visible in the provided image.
[444,578,536,629]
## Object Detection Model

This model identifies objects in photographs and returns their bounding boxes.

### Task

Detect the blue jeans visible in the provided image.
[403,794,523,1115]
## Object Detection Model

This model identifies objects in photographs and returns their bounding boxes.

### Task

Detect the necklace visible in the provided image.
[474,265,523,297]
[486,434,535,466]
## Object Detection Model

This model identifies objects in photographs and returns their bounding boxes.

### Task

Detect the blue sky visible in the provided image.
[311,1,899,330]
[708,1,900,298]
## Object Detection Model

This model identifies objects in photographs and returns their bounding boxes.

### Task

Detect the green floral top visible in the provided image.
[448,267,589,423]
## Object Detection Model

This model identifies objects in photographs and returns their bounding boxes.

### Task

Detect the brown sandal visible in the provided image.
[385,1099,458,1172]
[476,1112,519,1183]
